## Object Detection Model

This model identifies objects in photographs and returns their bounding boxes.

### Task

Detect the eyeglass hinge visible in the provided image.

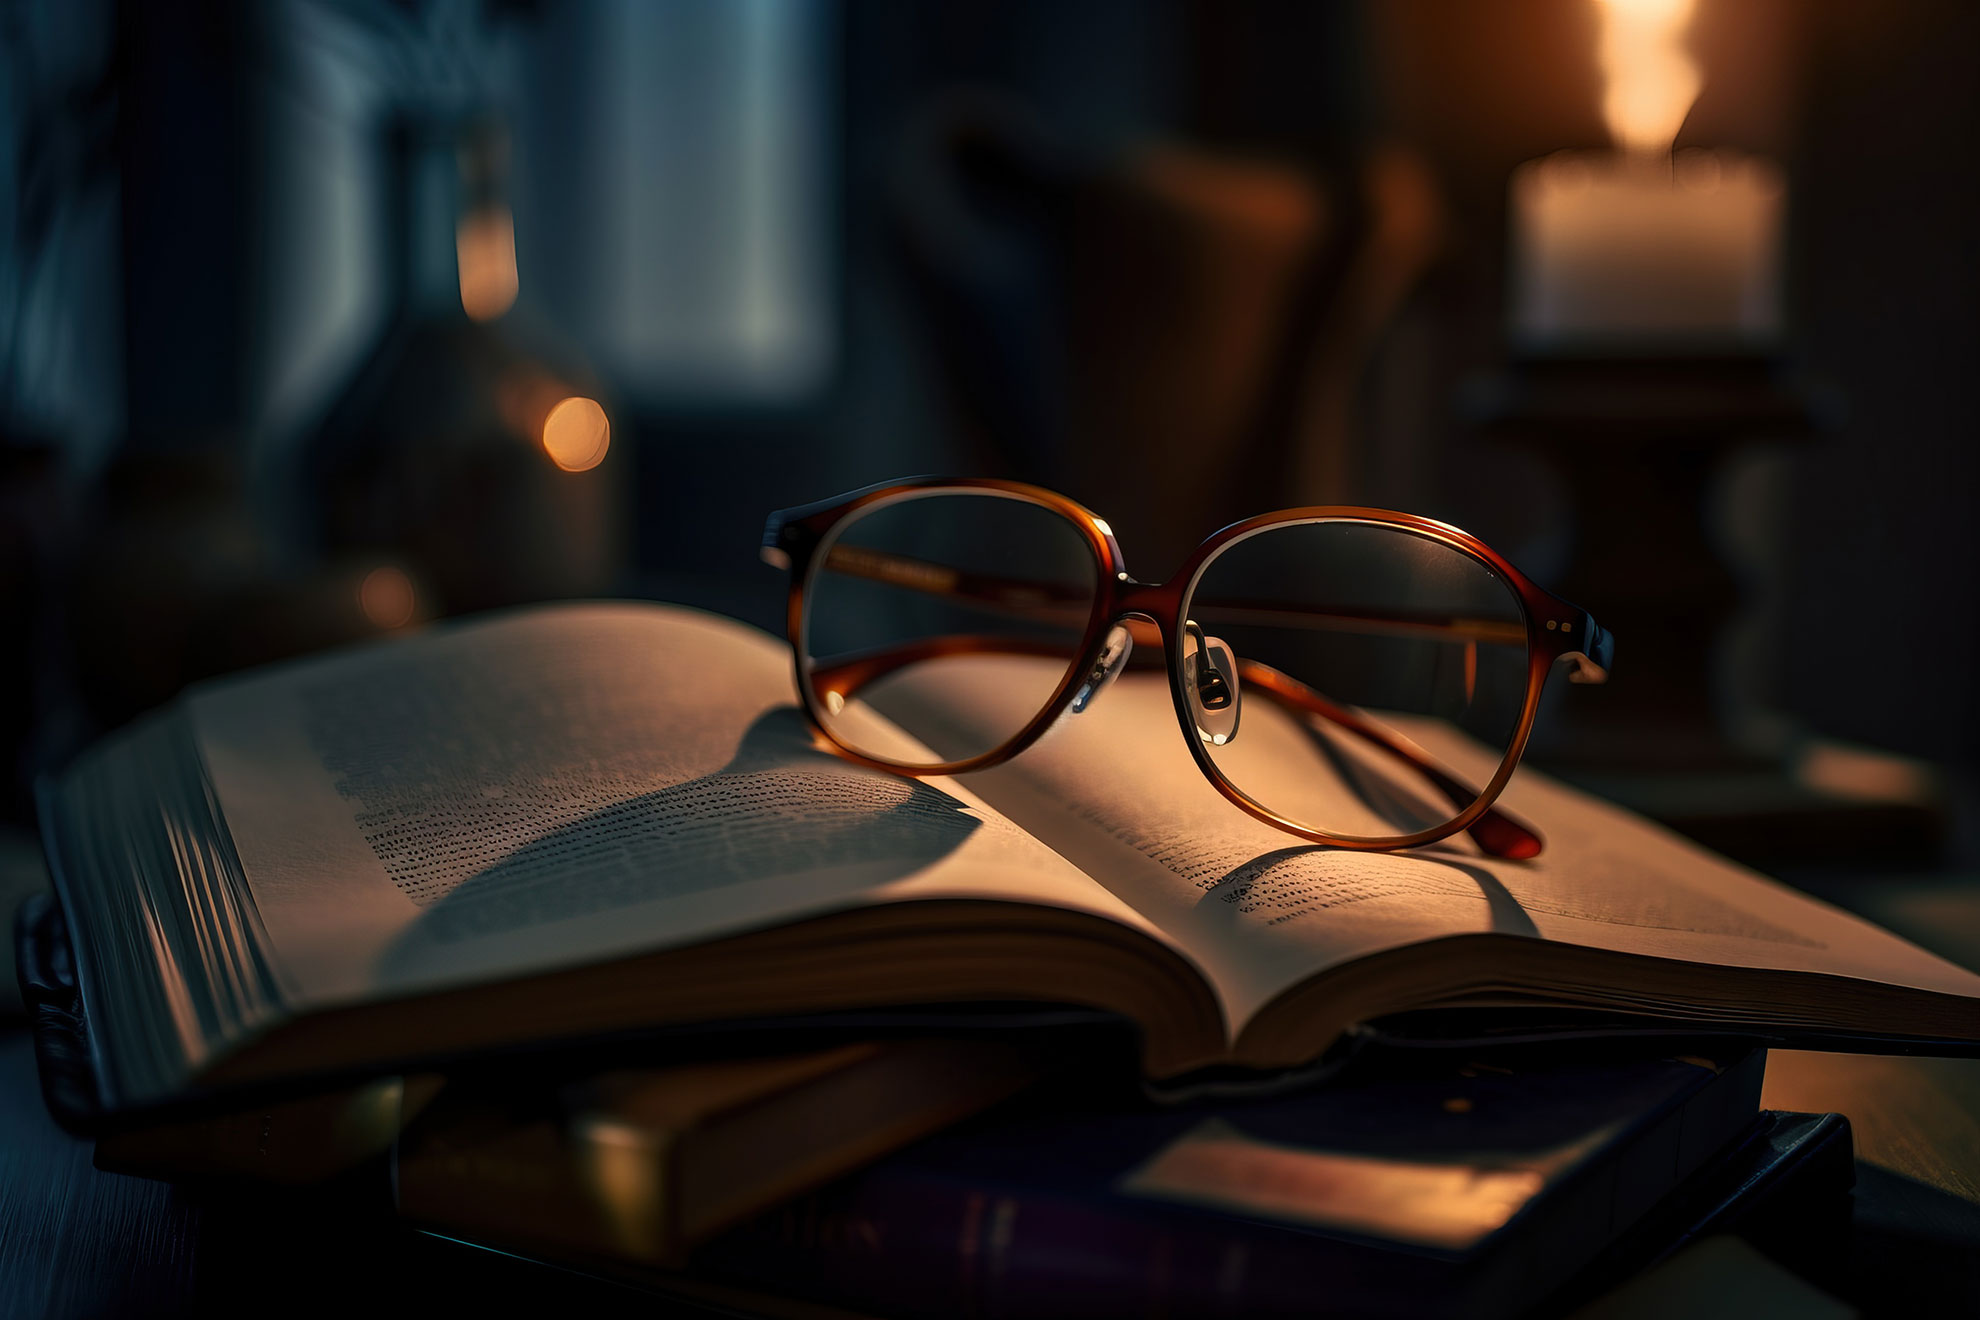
[760,514,797,570]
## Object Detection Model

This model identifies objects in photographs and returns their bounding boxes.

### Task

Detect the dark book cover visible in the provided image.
[1540,1108,1855,1313]
[694,1047,1766,1320]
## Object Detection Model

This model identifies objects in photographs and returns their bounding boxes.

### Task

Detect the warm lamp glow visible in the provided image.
[359,566,417,629]
[457,204,520,321]
[1510,0,1783,346]
[1593,0,1701,156]
[542,396,611,472]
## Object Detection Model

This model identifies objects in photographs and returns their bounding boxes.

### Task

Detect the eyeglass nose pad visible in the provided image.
[1070,624,1134,715]
[1185,622,1241,746]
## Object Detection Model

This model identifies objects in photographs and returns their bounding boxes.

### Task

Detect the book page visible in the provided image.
[864,659,1980,1035]
[191,604,1165,1011]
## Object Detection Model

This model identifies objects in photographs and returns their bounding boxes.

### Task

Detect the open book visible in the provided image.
[34,602,1980,1118]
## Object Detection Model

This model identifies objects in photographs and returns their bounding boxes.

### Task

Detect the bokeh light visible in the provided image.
[359,565,418,629]
[542,396,611,472]
[457,204,520,321]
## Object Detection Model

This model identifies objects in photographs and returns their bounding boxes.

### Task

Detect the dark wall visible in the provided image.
[1784,0,1980,766]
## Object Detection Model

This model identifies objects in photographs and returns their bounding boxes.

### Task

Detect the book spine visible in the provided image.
[93,1074,442,1185]
[395,1106,688,1268]
[696,1172,1413,1320]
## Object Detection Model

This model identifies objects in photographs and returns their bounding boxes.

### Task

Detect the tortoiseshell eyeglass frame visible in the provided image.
[761,477,1613,861]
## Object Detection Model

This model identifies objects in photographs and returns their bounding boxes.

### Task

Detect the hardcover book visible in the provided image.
[690,1047,1767,1318]
[28,602,1980,1124]
[1550,1108,1855,1312]
[393,1038,1039,1266]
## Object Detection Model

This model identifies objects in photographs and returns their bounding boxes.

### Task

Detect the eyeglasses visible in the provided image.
[760,478,1612,860]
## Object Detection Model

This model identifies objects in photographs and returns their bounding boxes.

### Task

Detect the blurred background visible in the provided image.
[1,0,1975,886]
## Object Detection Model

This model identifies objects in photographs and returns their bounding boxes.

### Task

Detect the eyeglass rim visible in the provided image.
[764,475,1608,853]
[782,481,1121,778]
[1174,515,1541,850]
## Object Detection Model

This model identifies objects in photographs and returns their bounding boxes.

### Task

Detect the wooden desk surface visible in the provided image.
[0,1029,828,1319]
[1761,1050,1980,1310]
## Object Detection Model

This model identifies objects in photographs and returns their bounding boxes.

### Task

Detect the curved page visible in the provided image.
[190,605,1172,1014]
[865,658,1980,1039]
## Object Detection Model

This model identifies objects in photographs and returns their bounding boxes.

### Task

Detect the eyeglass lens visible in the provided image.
[1183,520,1530,841]
[800,491,1100,767]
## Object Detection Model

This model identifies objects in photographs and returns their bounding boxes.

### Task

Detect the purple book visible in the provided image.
[696,1046,1765,1319]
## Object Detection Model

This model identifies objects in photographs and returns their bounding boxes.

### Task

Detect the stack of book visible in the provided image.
[25,603,1972,1313]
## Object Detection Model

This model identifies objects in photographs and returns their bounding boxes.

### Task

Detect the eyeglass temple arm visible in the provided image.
[1231,654,1544,861]
[802,544,1601,664]
[807,628,1544,861]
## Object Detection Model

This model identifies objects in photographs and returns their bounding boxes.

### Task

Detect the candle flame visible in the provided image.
[1593,0,1701,157]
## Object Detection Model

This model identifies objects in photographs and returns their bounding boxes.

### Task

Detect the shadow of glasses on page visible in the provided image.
[1193,845,1541,939]
[1297,715,1455,839]
[381,706,981,966]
